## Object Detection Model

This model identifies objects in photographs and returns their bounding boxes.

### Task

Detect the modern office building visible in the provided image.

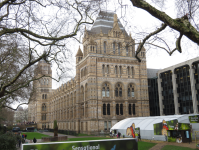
[157,57,199,116]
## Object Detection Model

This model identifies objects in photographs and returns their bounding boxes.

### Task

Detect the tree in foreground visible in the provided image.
[0,0,104,110]
[128,0,199,60]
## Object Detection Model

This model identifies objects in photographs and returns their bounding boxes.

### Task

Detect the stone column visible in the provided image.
[157,74,164,116]
[172,70,179,115]
[189,66,198,113]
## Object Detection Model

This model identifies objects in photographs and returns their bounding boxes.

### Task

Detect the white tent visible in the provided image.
[110,115,198,141]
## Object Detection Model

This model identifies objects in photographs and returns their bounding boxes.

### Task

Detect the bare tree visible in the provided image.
[0,0,105,110]
[0,107,14,126]
[128,0,199,61]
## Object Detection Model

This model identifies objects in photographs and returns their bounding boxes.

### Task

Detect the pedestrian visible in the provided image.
[18,138,21,148]
[118,132,121,138]
[22,134,24,138]
[138,133,141,141]
[25,134,27,139]
[33,137,37,143]
[110,131,112,138]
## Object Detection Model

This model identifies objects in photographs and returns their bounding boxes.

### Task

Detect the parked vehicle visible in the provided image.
[26,127,35,132]
[12,127,20,134]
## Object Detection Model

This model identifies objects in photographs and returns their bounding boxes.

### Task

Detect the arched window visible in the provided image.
[127,66,130,75]
[119,66,122,75]
[42,103,46,111]
[118,43,120,55]
[133,104,136,115]
[116,104,119,115]
[107,65,109,74]
[102,65,105,74]
[46,79,49,85]
[85,84,88,100]
[126,45,129,56]
[128,84,135,97]
[42,114,46,120]
[115,66,118,74]
[120,104,123,115]
[43,79,45,85]
[103,103,106,115]
[104,41,106,53]
[107,103,110,115]
[42,94,44,99]
[129,104,132,115]
[113,43,115,54]
[115,83,122,97]
[131,67,134,76]
[45,94,47,99]
[102,83,110,97]
[81,86,84,102]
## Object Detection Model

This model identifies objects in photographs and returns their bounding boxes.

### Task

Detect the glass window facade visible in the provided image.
[175,65,193,114]
[193,62,199,112]
[148,78,160,116]
[160,71,175,115]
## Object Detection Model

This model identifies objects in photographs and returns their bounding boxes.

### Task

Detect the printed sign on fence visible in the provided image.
[22,138,138,150]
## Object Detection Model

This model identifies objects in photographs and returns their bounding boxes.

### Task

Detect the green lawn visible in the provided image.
[161,145,196,150]
[138,141,157,150]
[76,133,93,136]
[68,137,111,141]
[21,132,51,140]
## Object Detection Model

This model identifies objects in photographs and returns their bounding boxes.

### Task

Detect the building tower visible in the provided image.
[28,60,52,129]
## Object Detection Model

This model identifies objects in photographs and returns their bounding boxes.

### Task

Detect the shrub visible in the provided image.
[0,132,18,150]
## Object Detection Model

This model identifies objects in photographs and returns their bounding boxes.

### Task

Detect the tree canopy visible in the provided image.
[0,0,104,110]
[129,0,199,59]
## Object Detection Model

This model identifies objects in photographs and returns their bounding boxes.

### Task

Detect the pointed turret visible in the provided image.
[76,46,83,63]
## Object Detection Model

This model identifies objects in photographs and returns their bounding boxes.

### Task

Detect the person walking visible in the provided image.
[25,134,27,139]
[138,133,141,141]
[33,137,37,143]
[118,132,121,138]
[18,138,21,148]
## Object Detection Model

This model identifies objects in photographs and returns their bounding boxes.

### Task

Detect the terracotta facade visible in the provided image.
[28,11,150,134]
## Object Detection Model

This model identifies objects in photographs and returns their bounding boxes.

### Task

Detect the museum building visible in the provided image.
[28,11,150,134]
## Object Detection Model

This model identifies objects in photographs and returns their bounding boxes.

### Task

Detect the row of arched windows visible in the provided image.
[83,41,135,57]
[102,65,134,76]
[40,78,49,85]
[102,83,135,98]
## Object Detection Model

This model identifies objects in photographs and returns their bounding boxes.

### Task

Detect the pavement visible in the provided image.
[140,139,197,150]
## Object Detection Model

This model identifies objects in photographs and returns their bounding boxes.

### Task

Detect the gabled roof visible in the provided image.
[89,11,128,36]
[76,46,83,57]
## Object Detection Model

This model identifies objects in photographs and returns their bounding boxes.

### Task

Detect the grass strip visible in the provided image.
[138,141,157,150]
[21,132,51,140]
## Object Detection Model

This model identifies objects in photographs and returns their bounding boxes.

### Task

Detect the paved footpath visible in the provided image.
[142,139,197,150]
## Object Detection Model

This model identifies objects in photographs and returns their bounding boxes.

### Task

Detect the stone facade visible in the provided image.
[28,11,150,134]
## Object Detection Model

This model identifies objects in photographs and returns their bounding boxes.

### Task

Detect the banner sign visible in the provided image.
[22,138,138,150]
[189,115,199,123]
[154,119,178,135]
